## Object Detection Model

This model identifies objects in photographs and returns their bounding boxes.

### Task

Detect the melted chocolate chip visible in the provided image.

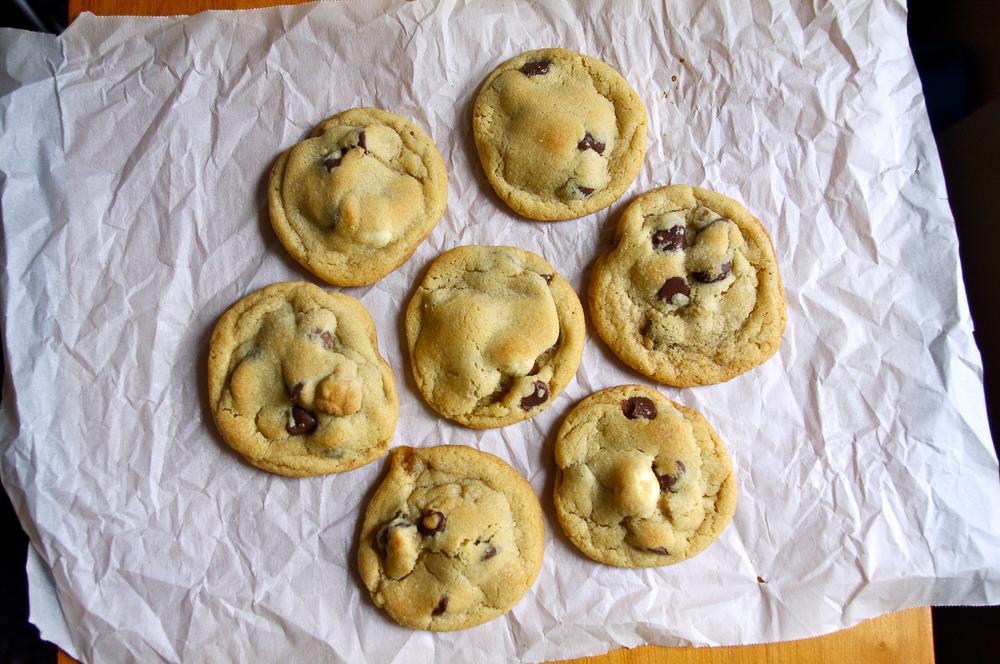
[483,545,499,561]
[418,510,447,536]
[576,186,595,196]
[287,405,317,435]
[652,225,687,252]
[376,518,412,550]
[656,276,690,303]
[314,328,335,351]
[541,273,553,283]
[322,156,341,171]
[520,381,549,410]
[356,130,366,151]
[520,60,551,76]
[432,595,449,616]
[577,133,606,155]
[692,261,732,284]
[289,382,304,405]
[655,460,686,492]
[647,547,669,555]
[621,396,657,420]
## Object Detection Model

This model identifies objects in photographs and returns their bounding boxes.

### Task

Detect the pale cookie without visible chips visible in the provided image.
[358,445,545,631]
[553,385,737,568]
[405,245,585,428]
[269,107,448,286]
[473,48,647,220]
[589,185,787,387]
[207,282,398,477]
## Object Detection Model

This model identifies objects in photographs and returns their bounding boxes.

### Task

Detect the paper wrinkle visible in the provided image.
[1,0,999,662]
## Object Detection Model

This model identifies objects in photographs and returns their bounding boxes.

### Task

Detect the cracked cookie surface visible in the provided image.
[358,445,545,631]
[207,281,397,476]
[589,185,787,386]
[473,48,647,220]
[269,107,448,286]
[405,245,585,428]
[553,385,737,568]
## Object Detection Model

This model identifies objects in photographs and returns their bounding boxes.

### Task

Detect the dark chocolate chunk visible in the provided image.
[541,273,553,283]
[576,186,595,196]
[322,156,341,171]
[519,381,549,410]
[432,595,449,616]
[655,460,686,492]
[287,405,317,435]
[577,133,606,155]
[483,545,500,561]
[621,396,657,420]
[520,60,551,76]
[289,382,304,405]
[418,510,447,536]
[356,130,367,152]
[652,225,687,252]
[692,260,732,284]
[647,547,669,555]
[656,276,690,303]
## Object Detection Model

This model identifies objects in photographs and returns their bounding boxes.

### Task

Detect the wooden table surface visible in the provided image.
[60,1,935,662]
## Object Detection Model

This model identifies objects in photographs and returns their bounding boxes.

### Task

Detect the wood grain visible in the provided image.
[58,2,936,663]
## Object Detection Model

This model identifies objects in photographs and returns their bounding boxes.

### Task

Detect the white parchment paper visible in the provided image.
[2,1,999,662]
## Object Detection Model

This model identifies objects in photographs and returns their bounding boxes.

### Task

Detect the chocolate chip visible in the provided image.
[655,460,686,492]
[287,405,317,435]
[692,261,732,284]
[483,545,500,560]
[289,382,304,405]
[577,133,606,155]
[313,327,335,351]
[656,276,690,303]
[519,381,549,410]
[621,396,657,420]
[376,517,412,550]
[541,273,553,283]
[646,547,669,555]
[520,60,551,76]
[322,156,341,171]
[356,130,366,151]
[652,225,687,252]
[418,510,446,536]
[576,186,595,196]
[432,595,449,616]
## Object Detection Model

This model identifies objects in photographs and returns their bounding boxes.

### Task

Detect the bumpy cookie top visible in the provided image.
[473,48,647,220]
[405,245,585,428]
[589,185,787,386]
[358,445,545,631]
[207,282,397,476]
[269,107,448,286]
[553,385,737,567]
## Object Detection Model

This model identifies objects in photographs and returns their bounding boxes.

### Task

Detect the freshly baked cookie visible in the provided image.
[358,445,545,631]
[207,281,398,476]
[405,245,585,428]
[589,185,787,386]
[553,385,737,568]
[473,48,647,220]
[268,107,448,286]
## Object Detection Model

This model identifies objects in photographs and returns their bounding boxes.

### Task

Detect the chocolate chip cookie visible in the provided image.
[473,48,647,220]
[553,385,737,567]
[268,107,448,286]
[589,185,787,386]
[207,281,398,476]
[405,245,585,428]
[358,445,545,631]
